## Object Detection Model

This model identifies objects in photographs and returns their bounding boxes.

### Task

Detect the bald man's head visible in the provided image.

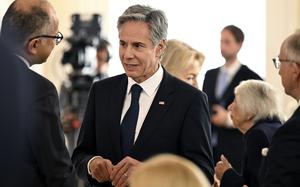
[14,0,46,12]
[0,0,58,51]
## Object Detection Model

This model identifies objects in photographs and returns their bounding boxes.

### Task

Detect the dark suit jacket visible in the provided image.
[203,64,262,171]
[0,51,74,187]
[262,106,300,187]
[221,118,281,187]
[72,70,214,186]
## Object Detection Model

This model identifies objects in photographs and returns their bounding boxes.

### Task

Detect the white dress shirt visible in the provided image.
[217,60,241,128]
[121,65,163,142]
[219,60,241,86]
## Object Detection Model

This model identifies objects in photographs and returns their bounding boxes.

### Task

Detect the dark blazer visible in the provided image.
[203,64,262,172]
[220,118,281,187]
[0,53,74,187]
[72,70,214,186]
[262,106,300,187]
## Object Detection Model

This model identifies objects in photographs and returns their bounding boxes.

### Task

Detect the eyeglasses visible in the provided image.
[29,31,63,45]
[272,56,300,69]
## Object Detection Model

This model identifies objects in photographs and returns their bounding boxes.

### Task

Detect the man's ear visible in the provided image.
[292,62,300,81]
[26,39,40,55]
[237,42,243,52]
[156,39,167,58]
[247,114,255,121]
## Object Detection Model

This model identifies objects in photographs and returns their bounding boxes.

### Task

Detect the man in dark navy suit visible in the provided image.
[0,0,74,186]
[262,31,300,186]
[72,4,214,187]
[203,25,262,172]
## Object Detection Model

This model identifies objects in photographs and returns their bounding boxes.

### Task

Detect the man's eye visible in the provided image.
[186,75,195,80]
[133,43,143,48]
[119,41,126,46]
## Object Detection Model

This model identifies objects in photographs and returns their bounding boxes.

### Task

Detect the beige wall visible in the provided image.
[266,0,300,118]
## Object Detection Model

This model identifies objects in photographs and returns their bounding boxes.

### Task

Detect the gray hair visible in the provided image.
[117,4,168,45]
[0,1,52,50]
[281,31,300,64]
[234,80,283,123]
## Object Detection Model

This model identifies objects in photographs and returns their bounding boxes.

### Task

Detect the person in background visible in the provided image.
[94,38,111,81]
[161,39,205,88]
[129,154,211,187]
[60,38,112,155]
[214,80,282,187]
[203,25,262,172]
[72,4,214,187]
[262,31,300,187]
[0,0,74,186]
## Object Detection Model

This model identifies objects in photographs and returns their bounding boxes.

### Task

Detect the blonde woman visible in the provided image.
[161,39,205,88]
[129,154,210,187]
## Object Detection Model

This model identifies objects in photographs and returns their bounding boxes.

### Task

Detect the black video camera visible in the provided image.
[62,14,102,70]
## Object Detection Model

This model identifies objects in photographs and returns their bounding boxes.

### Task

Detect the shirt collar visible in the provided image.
[15,54,30,68]
[220,60,241,76]
[126,65,164,96]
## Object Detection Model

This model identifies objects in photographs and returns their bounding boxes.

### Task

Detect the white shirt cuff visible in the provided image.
[87,156,102,175]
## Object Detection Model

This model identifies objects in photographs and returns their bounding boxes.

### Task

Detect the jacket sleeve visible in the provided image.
[244,130,268,187]
[28,85,75,187]
[180,91,214,184]
[263,124,300,187]
[221,168,243,187]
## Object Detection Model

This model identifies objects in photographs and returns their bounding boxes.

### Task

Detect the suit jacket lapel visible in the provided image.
[132,70,176,154]
[108,75,127,161]
[289,106,300,122]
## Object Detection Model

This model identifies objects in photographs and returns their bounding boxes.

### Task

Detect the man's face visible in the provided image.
[27,4,59,65]
[96,49,109,73]
[220,30,242,60]
[178,60,201,88]
[278,46,297,96]
[37,8,59,64]
[118,21,165,83]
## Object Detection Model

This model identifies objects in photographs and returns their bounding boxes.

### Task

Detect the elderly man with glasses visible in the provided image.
[262,31,300,187]
[0,0,74,186]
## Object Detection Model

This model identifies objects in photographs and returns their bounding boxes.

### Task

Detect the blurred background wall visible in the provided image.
[1,0,300,118]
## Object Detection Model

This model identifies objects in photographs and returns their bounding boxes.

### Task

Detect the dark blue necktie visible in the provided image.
[121,84,142,155]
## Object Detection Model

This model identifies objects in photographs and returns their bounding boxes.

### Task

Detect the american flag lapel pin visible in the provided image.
[159,101,165,105]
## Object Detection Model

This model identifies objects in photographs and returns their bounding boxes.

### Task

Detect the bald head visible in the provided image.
[0,0,58,51]
[14,0,46,12]
[281,31,300,65]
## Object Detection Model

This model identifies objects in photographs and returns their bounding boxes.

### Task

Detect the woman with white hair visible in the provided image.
[214,80,283,187]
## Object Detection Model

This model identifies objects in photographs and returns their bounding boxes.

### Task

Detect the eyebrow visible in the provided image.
[133,42,145,46]
[119,40,146,46]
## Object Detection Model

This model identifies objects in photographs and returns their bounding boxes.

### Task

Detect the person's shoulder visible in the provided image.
[271,116,300,144]
[240,64,262,80]
[279,115,300,133]
[92,73,127,90]
[247,128,268,142]
[205,67,221,77]
[27,69,56,92]
[171,75,207,99]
